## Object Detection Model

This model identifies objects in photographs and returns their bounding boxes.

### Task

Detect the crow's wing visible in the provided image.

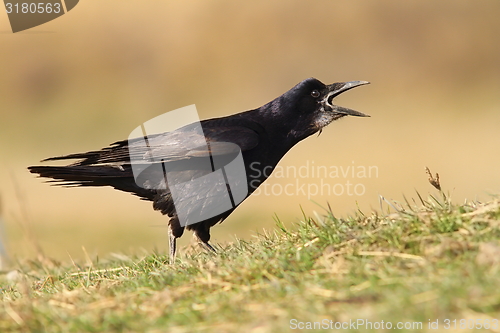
[43,122,261,167]
[131,124,260,164]
[39,121,261,224]
[131,123,260,225]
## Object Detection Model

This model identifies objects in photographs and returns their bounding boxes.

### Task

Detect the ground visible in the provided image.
[1,192,500,332]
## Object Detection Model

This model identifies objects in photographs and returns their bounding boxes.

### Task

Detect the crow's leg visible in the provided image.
[168,216,185,264]
[200,240,217,253]
[194,225,217,253]
[169,228,177,264]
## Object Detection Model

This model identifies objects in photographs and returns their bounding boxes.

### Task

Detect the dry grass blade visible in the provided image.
[357,251,426,262]
[425,167,441,191]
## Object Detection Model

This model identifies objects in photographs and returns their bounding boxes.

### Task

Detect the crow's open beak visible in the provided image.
[325,81,370,117]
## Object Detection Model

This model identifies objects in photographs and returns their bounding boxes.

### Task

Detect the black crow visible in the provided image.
[28,78,369,262]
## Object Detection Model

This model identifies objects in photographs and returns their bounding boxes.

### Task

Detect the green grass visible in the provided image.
[1,193,500,332]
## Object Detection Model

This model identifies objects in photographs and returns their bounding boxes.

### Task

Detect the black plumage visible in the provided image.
[28,78,369,262]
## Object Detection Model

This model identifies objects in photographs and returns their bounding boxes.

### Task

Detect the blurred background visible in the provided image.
[1,0,499,261]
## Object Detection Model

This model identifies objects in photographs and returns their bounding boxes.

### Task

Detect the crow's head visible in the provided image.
[276,78,369,141]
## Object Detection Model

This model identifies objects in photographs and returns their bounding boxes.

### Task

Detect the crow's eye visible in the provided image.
[311,90,320,98]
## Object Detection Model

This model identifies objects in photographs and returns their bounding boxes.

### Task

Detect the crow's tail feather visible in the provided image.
[28,165,154,200]
[28,165,125,184]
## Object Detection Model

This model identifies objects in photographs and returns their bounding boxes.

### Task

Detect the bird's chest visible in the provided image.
[242,139,291,193]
